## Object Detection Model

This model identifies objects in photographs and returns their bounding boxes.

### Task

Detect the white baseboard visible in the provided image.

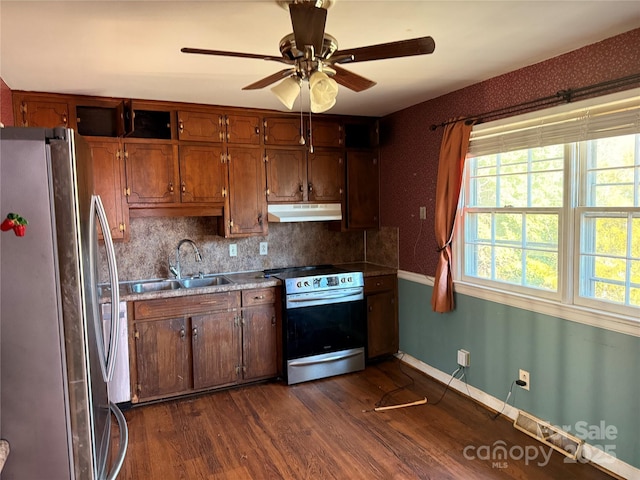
[397,352,638,480]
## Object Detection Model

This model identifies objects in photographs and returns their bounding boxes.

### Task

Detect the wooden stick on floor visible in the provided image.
[374,397,428,412]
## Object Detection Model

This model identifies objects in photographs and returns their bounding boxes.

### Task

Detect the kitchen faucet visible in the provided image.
[169,239,203,279]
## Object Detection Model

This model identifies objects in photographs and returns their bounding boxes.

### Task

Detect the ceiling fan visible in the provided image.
[181,0,435,113]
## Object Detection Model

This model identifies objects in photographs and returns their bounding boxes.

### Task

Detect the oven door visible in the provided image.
[284,288,366,360]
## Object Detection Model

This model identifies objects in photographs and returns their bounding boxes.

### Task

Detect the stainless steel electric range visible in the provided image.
[264,265,366,385]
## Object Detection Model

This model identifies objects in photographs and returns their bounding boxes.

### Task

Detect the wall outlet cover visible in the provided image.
[457,349,470,367]
[259,242,268,255]
[229,244,237,257]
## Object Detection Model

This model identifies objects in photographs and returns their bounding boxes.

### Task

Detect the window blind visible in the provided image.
[468,88,640,157]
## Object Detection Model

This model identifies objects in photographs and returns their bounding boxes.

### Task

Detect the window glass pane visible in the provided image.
[495,246,522,285]
[525,251,558,290]
[495,213,521,244]
[592,281,625,304]
[632,218,640,258]
[531,171,563,206]
[584,134,639,207]
[593,217,627,257]
[526,214,558,246]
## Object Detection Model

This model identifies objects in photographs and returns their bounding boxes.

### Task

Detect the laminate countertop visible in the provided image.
[103,262,397,303]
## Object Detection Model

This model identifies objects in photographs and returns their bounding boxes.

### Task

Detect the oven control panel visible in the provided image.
[284,272,364,294]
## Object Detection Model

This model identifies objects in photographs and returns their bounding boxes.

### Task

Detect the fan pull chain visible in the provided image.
[308,83,314,153]
[299,81,305,146]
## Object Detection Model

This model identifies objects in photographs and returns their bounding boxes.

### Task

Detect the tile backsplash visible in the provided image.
[111,217,368,281]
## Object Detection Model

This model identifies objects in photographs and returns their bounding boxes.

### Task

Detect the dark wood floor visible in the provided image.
[118,358,614,479]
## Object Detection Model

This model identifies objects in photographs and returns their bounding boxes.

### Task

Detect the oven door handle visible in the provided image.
[289,350,363,367]
[288,290,363,305]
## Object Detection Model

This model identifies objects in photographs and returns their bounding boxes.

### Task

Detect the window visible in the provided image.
[457,89,640,327]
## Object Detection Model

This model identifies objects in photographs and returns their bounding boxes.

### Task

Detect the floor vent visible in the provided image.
[513,410,583,460]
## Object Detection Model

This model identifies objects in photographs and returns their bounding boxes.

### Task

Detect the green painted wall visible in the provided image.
[399,278,640,469]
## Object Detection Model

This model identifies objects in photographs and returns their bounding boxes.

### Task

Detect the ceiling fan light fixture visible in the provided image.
[309,70,338,113]
[271,76,302,110]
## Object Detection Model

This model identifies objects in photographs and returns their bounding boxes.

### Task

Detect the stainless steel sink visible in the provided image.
[180,276,232,288]
[128,279,182,294]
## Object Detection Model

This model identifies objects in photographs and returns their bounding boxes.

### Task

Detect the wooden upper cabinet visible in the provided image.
[178,110,224,142]
[179,144,227,204]
[14,96,71,128]
[225,146,267,237]
[226,113,261,145]
[309,119,343,147]
[346,150,379,229]
[263,117,303,145]
[265,149,306,203]
[88,139,129,241]
[307,150,344,203]
[125,142,179,204]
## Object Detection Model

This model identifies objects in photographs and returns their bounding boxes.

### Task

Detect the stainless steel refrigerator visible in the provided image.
[0,127,128,479]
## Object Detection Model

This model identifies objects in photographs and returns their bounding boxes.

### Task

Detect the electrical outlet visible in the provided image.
[519,369,530,391]
[229,244,237,257]
[259,242,268,255]
[419,206,427,220]
[457,349,470,367]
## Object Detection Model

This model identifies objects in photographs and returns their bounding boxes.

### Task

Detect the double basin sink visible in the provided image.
[127,275,233,294]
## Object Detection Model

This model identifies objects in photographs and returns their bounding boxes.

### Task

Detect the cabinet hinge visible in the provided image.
[235,365,241,375]
[124,187,131,196]
[220,152,226,164]
[263,155,269,163]
[229,219,234,228]
[134,329,140,339]
[222,187,227,198]
[265,188,270,196]
[136,384,142,393]
[119,223,126,232]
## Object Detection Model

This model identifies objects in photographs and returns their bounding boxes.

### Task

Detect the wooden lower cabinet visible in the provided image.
[133,317,192,400]
[191,311,241,389]
[365,275,399,360]
[130,288,278,403]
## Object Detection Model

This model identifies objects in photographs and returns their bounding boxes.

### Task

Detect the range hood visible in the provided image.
[267,203,342,222]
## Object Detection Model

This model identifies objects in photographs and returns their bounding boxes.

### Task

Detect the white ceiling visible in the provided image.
[1,1,639,117]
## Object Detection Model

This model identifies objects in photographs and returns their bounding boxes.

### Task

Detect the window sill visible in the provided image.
[398,270,640,338]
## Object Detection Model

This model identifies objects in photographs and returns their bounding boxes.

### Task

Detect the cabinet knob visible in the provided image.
[168,182,174,193]
[192,327,198,338]
[181,181,186,193]
[308,183,313,192]
[299,184,304,193]
[254,295,265,300]
[255,126,260,135]
[179,120,184,133]
[179,328,185,338]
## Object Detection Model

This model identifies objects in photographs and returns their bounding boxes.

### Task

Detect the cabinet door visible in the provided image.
[347,151,379,229]
[366,290,398,359]
[125,142,179,204]
[263,117,303,145]
[177,110,224,142]
[226,114,261,145]
[307,150,344,203]
[179,144,227,204]
[310,119,343,147]
[133,318,191,401]
[89,140,129,241]
[265,148,306,203]
[15,98,70,128]
[227,146,268,236]
[242,304,278,381]
[192,312,240,389]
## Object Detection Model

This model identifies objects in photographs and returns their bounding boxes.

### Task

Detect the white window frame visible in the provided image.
[453,88,640,338]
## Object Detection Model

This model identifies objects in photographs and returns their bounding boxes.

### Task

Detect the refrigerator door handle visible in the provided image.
[91,195,120,381]
[106,402,129,480]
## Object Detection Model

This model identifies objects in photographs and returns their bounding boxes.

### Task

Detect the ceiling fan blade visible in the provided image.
[289,2,327,54]
[181,47,292,65]
[242,69,295,90]
[331,65,377,93]
[331,36,435,64]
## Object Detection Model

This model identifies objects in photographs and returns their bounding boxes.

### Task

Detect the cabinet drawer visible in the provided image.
[242,288,276,307]
[364,275,397,294]
[134,291,241,320]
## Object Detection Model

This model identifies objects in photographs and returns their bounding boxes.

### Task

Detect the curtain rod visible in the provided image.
[429,72,640,131]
